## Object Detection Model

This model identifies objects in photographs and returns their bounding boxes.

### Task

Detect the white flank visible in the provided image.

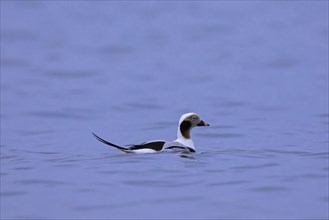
[131,149,158,154]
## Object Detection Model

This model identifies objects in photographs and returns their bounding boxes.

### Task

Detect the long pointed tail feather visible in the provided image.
[92,132,129,151]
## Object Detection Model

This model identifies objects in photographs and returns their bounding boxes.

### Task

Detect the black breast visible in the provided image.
[180,121,192,139]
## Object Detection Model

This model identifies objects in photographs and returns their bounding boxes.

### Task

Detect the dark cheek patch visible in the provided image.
[180,121,191,139]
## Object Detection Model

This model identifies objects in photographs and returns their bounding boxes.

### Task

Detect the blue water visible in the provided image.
[1,1,328,219]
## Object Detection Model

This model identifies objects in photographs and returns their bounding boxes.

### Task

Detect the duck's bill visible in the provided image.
[197,120,210,126]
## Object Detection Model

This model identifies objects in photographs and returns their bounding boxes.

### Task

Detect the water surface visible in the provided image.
[1,1,328,219]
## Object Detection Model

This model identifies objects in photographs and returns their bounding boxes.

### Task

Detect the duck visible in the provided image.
[92,112,209,153]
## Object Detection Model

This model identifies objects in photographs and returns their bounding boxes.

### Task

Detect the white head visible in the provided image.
[176,112,209,148]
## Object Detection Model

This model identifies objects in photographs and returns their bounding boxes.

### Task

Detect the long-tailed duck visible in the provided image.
[92,112,209,153]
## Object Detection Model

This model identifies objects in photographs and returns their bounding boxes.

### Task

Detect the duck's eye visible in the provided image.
[191,116,197,120]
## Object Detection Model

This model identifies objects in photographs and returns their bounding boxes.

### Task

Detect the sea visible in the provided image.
[1,1,328,219]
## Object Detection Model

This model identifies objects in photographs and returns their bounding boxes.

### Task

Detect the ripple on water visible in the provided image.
[46,70,96,79]
[149,195,204,204]
[76,188,96,193]
[263,149,312,156]
[10,149,59,156]
[14,179,71,187]
[97,44,134,55]
[0,154,27,164]
[232,163,279,171]
[1,58,30,68]
[72,194,203,213]
[1,191,27,197]
[27,110,89,120]
[266,58,297,69]
[278,173,327,182]
[315,113,329,118]
[207,180,250,187]
[13,167,33,170]
[213,149,275,159]
[1,29,38,43]
[72,200,141,211]
[249,186,289,192]
[123,179,203,188]
[0,155,18,160]
[301,152,329,159]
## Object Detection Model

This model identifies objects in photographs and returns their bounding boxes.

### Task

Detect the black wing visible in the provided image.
[129,141,166,151]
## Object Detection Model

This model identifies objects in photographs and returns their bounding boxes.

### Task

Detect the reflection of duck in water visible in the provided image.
[92,112,209,154]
